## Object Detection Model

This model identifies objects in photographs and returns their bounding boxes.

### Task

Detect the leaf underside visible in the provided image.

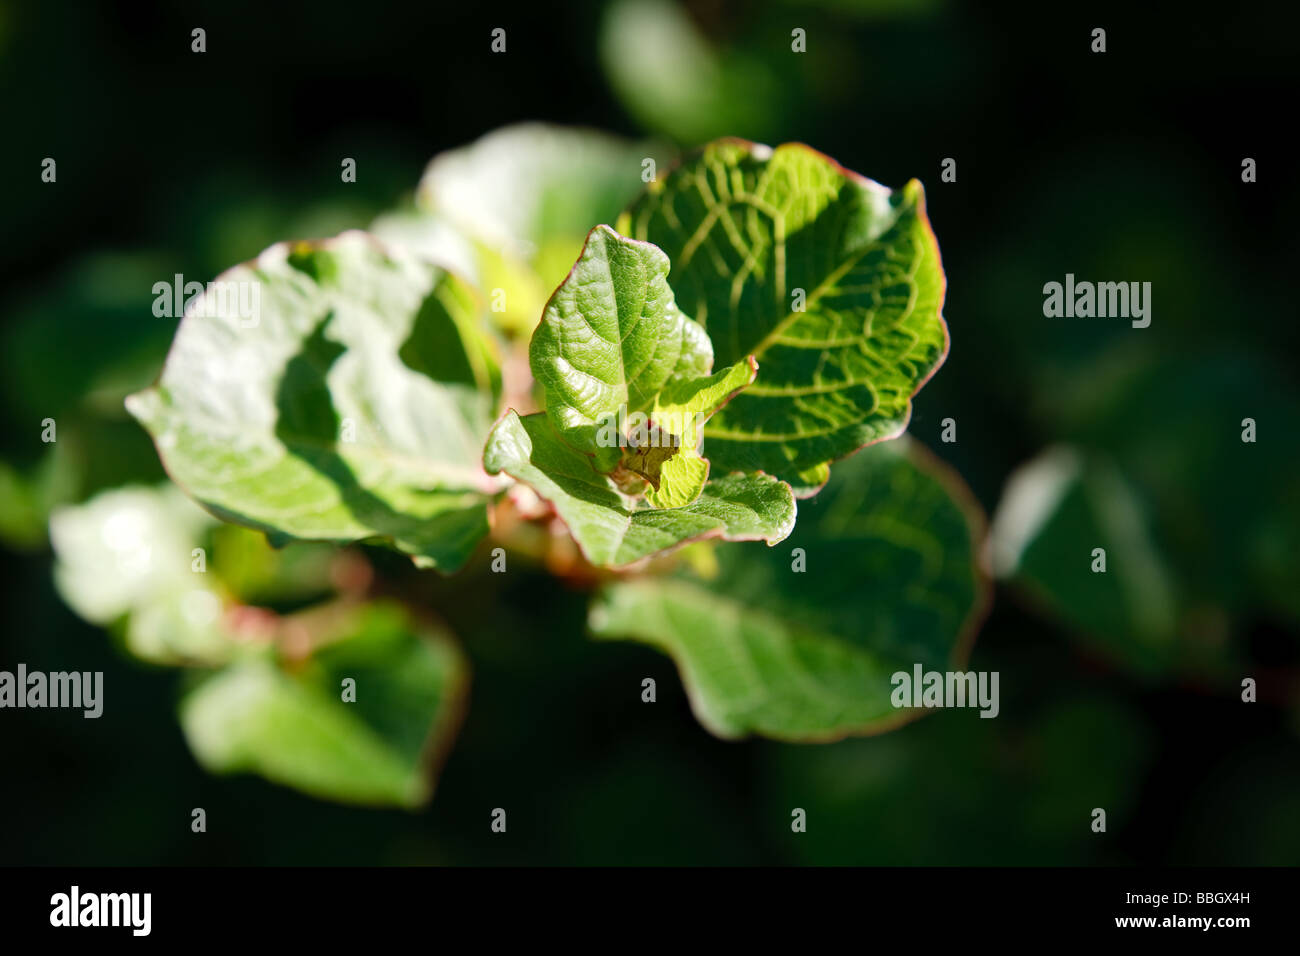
[127,232,502,571]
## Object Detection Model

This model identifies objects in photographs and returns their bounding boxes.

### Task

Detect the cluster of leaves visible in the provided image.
[50,486,467,807]
[47,126,987,806]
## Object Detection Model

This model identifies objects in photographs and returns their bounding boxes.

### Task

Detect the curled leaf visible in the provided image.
[484,410,795,569]
[127,232,502,571]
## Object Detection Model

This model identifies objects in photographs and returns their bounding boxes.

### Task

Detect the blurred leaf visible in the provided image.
[994,354,1300,678]
[51,484,214,625]
[123,587,233,668]
[209,522,336,608]
[1044,353,1300,623]
[0,462,44,548]
[375,124,669,338]
[52,482,341,668]
[591,438,988,739]
[991,446,1179,676]
[49,484,461,808]
[417,124,660,265]
[368,203,479,282]
[126,232,503,572]
[600,0,783,145]
[50,484,232,665]
[620,140,947,494]
[0,440,80,549]
[179,601,467,808]
[484,410,795,568]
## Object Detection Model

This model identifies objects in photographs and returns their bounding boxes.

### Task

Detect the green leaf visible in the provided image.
[126,232,503,572]
[416,124,665,270]
[590,439,989,740]
[209,521,337,608]
[1038,353,1300,627]
[990,446,1179,677]
[529,224,715,472]
[992,354,1300,680]
[484,410,795,568]
[525,224,758,510]
[619,140,948,494]
[50,485,235,665]
[51,483,341,666]
[375,124,671,339]
[642,357,756,508]
[179,601,467,808]
[599,0,784,145]
[0,441,81,550]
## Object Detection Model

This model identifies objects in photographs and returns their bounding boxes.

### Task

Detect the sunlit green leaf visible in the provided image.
[620,140,947,494]
[529,224,715,472]
[126,232,503,572]
[484,410,795,568]
[643,357,756,508]
[590,439,987,739]
[384,124,669,338]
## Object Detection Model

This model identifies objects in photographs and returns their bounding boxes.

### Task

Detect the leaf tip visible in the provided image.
[123,387,158,426]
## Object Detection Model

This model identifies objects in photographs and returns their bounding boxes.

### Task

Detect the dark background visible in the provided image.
[1,0,1297,864]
